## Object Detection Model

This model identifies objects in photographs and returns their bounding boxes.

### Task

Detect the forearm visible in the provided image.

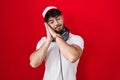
[56,36,82,63]
[30,39,51,68]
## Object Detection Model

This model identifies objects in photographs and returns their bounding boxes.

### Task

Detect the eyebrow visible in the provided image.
[48,16,61,22]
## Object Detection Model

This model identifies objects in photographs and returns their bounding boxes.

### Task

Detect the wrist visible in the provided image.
[55,34,62,41]
[46,38,52,43]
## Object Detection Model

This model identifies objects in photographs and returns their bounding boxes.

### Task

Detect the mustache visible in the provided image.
[55,24,62,29]
[55,27,65,34]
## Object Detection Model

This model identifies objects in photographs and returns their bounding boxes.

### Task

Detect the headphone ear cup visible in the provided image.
[61,28,69,41]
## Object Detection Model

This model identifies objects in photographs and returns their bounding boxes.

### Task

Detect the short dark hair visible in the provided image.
[44,9,62,22]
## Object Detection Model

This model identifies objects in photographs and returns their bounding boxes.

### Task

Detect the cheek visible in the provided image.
[58,20,64,24]
[49,24,55,29]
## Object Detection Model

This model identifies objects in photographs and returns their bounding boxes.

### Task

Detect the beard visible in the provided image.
[54,24,65,35]
[48,23,66,35]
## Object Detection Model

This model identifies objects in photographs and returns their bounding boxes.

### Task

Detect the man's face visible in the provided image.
[47,15,64,33]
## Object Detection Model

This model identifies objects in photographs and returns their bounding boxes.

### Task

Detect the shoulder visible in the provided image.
[39,37,46,42]
[36,37,47,50]
[69,33,84,41]
[68,33,84,50]
[37,37,47,44]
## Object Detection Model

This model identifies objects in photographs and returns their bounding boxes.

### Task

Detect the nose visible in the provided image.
[54,20,59,26]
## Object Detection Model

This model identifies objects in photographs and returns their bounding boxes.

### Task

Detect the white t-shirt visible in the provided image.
[36,33,84,80]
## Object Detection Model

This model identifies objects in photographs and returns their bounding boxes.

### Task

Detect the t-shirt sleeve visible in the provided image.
[36,37,46,50]
[71,35,84,50]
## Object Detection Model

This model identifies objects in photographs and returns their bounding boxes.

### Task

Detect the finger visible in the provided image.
[47,26,53,35]
[44,23,54,31]
[44,23,52,33]
[44,22,48,27]
[44,23,54,39]
[44,23,49,33]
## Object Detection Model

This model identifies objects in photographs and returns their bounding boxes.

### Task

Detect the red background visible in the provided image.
[0,0,120,80]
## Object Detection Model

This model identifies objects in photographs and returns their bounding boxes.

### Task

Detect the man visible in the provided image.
[29,6,84,80]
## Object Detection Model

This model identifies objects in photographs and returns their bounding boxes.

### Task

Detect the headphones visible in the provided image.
[52,27,69,42]
[60,27,70,41]
[57,27,70,80]
[53,27,70,80]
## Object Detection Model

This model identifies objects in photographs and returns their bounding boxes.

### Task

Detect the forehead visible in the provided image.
[48,15,62,20]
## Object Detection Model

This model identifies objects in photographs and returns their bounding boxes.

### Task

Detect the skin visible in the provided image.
[29,15,83,68]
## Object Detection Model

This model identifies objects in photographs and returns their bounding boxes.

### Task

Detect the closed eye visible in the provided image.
[56,16,60,20]
[48,20,54,24]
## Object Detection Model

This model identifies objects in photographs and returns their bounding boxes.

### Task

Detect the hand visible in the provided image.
[44,23,53,42]
[45,23,58,40]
